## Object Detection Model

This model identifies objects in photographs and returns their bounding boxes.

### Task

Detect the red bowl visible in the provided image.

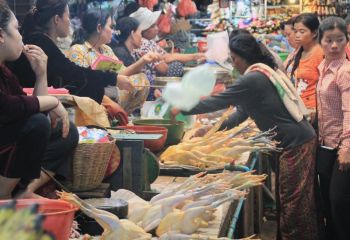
[120,125,168,152]
[0,199,78,240]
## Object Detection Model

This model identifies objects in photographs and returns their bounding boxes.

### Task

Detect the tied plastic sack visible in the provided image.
[162,64,216,111]
[205,31,230,64]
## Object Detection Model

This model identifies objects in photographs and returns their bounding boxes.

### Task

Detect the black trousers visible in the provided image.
[317,147,350,240]
[0,113,78,180]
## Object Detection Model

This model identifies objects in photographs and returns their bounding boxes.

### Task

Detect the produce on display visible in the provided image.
[57,191,152,240]
[158,232,257,239]
[160,108,280,169]
[113,171,266,236]
[0,201,53,240]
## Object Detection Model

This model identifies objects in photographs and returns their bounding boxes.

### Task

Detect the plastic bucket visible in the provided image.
[133,119,185,146]
[119,125,168,152]
[0,199,78,240]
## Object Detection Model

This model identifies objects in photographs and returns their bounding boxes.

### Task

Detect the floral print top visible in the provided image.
[67,41,124,69]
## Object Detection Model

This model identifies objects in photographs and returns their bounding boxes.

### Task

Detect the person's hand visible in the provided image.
[154,89,162,98]
[193,53,206,62]
[23,44,48,78]
[117,75,134,92]
[142,52,162,64]
[102,97,129,126]
[338,149,350,171]
[49,102,70,138]
[170,107,181,122]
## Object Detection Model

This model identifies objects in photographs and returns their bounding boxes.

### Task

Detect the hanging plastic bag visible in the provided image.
[177,0,197,17]
[205,31,230,64]
[158,10,172,34]
[139,0,158,10]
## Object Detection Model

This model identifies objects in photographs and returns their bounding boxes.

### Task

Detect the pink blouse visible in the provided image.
[317,55,350,152]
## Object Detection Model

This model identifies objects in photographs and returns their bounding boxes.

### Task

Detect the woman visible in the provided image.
[283,16,300,70]
[68,9,161,114]
[0,1,78,199]
[173,34,319,240]
[7,0,132,105]
[285,13,323,112]
[131,7,205,78]
[317,17,350,240]
[113,16,161,100]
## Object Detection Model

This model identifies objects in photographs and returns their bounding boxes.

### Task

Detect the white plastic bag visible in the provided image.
[162,64,216,111]
[205,31,230,64]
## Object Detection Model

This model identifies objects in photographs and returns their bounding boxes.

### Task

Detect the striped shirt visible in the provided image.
[317,55,350,152]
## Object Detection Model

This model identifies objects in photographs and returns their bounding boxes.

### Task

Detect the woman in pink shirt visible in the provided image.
[317,17,350,240]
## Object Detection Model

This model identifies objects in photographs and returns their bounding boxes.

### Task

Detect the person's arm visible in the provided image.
[219,106,249,130]
[182,74,252,116]
[155,61,169,75]
[163,53,205,64]
[23,45,48,96]
[21,34,131,103]
[119,52,162,76]
[336,69,350,171]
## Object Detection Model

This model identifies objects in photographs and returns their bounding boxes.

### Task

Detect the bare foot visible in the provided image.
[15,191,44,199]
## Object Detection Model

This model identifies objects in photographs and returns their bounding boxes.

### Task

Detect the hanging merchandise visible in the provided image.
[139,0,158,10]
[177,0,198,17]
[205,31,230,64]
[158,5,173,34]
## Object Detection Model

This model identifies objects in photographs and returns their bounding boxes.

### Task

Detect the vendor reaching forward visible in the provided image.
[172,33,319,239]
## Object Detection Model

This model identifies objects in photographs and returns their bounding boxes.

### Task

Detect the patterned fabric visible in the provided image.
[132,38,166,101]
[166,61,184,77]
[317,56,350,152]
[132,38,166,66]
[277,137,318,240]
[293,45,324,109]
[68,42,122,68]
[67,42,149,113]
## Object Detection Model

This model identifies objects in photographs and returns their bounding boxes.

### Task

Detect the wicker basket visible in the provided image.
[67,137,116,191]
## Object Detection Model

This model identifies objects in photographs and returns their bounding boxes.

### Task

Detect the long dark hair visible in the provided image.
[0,1,12,33]
[287,13,319,78]
[230,29,278,69]
[114,17,139,44]
[21,0,68,38]
[229,34,277,69]
[72,9,111,46]
[319,17,348,43]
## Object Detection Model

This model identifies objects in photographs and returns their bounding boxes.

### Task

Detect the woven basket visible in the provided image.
[67,137,116,191]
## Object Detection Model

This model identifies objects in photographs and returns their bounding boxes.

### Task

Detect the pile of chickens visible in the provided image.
[58,170,266,240]
[160,108,280,169]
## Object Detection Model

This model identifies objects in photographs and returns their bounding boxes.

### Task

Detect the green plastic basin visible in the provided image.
[133,119,185,146]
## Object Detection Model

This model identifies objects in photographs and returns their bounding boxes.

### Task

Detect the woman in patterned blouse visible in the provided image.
[68,9,160,76]
[68,10,161,116]
[317,17,350,240]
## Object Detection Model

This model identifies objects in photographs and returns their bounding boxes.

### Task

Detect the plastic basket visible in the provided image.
[67,136,116,191]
